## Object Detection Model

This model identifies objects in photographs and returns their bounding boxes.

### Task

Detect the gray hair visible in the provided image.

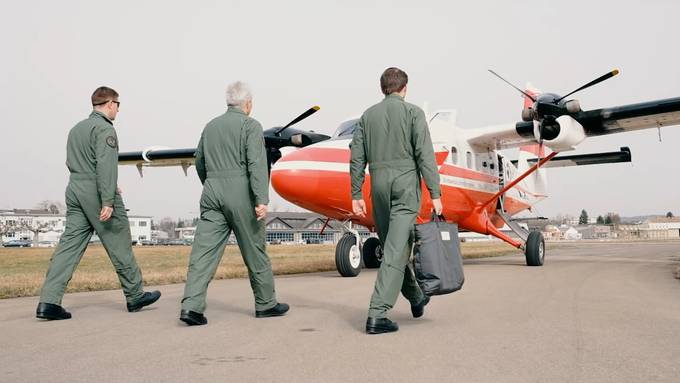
[226,81,252,106]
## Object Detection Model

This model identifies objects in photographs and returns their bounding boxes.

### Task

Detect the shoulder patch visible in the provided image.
[106,136,118,148]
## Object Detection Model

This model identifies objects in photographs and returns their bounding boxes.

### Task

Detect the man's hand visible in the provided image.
[352,199,367,218]
[432,198,443,216]
[99,206,113,222]
[255,204,267,221]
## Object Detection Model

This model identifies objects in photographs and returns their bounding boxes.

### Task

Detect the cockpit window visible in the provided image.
[332,119,359,138]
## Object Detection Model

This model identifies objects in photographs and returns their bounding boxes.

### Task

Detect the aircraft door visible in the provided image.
[497,154,505,211]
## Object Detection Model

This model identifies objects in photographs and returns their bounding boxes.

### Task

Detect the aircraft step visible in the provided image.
[496,209,529,242]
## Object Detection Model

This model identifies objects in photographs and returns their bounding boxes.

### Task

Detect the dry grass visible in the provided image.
[0,242,517,299]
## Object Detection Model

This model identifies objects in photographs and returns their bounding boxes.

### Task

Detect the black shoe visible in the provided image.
[366,317,399,334]
[126,290,161,312]
[411,295,430,318]
[180,310,207,326]
[36,303,72,320]
[255,303,290,318]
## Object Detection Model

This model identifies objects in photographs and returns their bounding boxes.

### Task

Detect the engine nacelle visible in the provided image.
[533,115,586,151]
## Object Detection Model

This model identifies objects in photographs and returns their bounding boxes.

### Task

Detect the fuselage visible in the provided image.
[270,117,544,239]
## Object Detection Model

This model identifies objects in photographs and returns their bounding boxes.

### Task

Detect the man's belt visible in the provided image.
[207,168,248,178]
[369,158,416,172]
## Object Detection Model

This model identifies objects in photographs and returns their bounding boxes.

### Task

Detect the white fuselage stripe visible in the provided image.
[273,160,503,194]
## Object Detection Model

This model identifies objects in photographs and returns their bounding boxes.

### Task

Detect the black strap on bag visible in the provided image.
[413,212,465,296]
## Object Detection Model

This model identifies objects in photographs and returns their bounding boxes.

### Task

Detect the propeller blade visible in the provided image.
[557,69,619,102]
[488,69,537,102]
[275,106,320,135]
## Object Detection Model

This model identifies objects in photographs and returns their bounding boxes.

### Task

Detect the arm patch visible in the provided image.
[106,136,118,148]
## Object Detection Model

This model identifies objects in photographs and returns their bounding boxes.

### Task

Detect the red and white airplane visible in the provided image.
[120,69,680,277]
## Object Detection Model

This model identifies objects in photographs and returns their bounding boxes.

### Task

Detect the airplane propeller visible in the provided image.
[488,68,620,144]
[275,106,320,135]
[262,105,329,172]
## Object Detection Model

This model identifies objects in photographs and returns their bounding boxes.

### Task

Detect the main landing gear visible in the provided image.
[524,231,545,266]
[335,222,383,277]
[496,208,546,266]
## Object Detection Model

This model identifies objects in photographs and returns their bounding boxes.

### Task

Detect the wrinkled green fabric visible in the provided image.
[40,111,144,305]
[350,94,441,318]
[182,107,276,313]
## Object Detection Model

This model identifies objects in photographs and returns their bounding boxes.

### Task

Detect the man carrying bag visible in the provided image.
[350,68,442,334]
[413,214,465,296]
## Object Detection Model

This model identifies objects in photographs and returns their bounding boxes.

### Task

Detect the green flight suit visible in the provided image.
[181,106,277,314]
[39,111,145,305]
[350,94,441,319]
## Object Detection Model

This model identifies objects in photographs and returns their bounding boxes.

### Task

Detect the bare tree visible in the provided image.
[34,200,65,214]
[158,217,177,239]
[605,212,621,226]
[17,221,53,246]
[0,222,20,246]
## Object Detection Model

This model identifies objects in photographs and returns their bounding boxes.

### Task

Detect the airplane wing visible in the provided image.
[466,96,680,150]
[119,148,196,176]
[510,147,632,168]
[117,106,329,176]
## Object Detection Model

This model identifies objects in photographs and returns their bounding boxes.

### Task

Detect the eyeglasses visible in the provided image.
[93,100,120,107]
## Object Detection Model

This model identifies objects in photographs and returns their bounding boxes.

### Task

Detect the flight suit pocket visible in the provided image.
[391,170,420,213]
[199,180,221,213]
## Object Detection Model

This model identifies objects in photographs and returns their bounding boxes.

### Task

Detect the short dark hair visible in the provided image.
[380,67,408,95]
[91,86,119,106]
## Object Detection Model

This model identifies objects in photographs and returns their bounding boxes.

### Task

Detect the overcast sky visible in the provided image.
[1,0,679,221]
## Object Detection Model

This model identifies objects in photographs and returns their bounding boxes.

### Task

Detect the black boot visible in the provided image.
[366,317,399,334]
[180,310,208,326]
[255,302,290,318]
[126,290,161,312]
[411,295,430,318]
[36,303,72,320]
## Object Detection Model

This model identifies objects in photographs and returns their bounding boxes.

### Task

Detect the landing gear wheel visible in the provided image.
[362,237,382,269]
[525,231,545,266]
[335,233,362,277]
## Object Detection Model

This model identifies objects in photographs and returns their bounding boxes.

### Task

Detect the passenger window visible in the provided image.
[450,146,458,165]
[466,151,473,169]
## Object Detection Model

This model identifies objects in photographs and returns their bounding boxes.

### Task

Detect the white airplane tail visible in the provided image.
[515,145,548,199]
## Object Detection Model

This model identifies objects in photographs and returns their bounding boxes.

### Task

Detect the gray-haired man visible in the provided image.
[180,82,289,326]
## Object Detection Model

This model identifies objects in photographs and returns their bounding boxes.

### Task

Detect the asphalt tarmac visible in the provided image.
[1,241,679,382]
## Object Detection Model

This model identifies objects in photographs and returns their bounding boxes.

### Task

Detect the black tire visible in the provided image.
[335,233,362,277]
[362,237,382,269]
[525,231,545,266]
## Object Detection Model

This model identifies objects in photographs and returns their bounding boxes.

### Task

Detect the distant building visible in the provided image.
[575,225,611,240]
[615,217,680,240]
[176,227,196,241]
[0,209,67,244]
[264,212,370,244]
[560,225,582,240]
[1,209,151,245]
[151,230,169,241]
[645,217,680,234]
[542,225,562,241]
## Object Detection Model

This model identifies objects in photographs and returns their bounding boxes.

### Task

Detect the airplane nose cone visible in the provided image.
[270,146,354,218]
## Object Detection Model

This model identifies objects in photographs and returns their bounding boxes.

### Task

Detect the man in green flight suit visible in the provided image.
[179,81,289,326]
[36,86,161,320]
[350,68,443,334]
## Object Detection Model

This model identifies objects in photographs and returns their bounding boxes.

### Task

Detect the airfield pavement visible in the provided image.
[1,241,679,382]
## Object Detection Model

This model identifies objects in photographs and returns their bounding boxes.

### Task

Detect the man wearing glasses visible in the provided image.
[36,86,161,320]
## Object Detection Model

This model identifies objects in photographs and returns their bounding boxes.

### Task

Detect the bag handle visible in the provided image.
[430,210,445,222]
